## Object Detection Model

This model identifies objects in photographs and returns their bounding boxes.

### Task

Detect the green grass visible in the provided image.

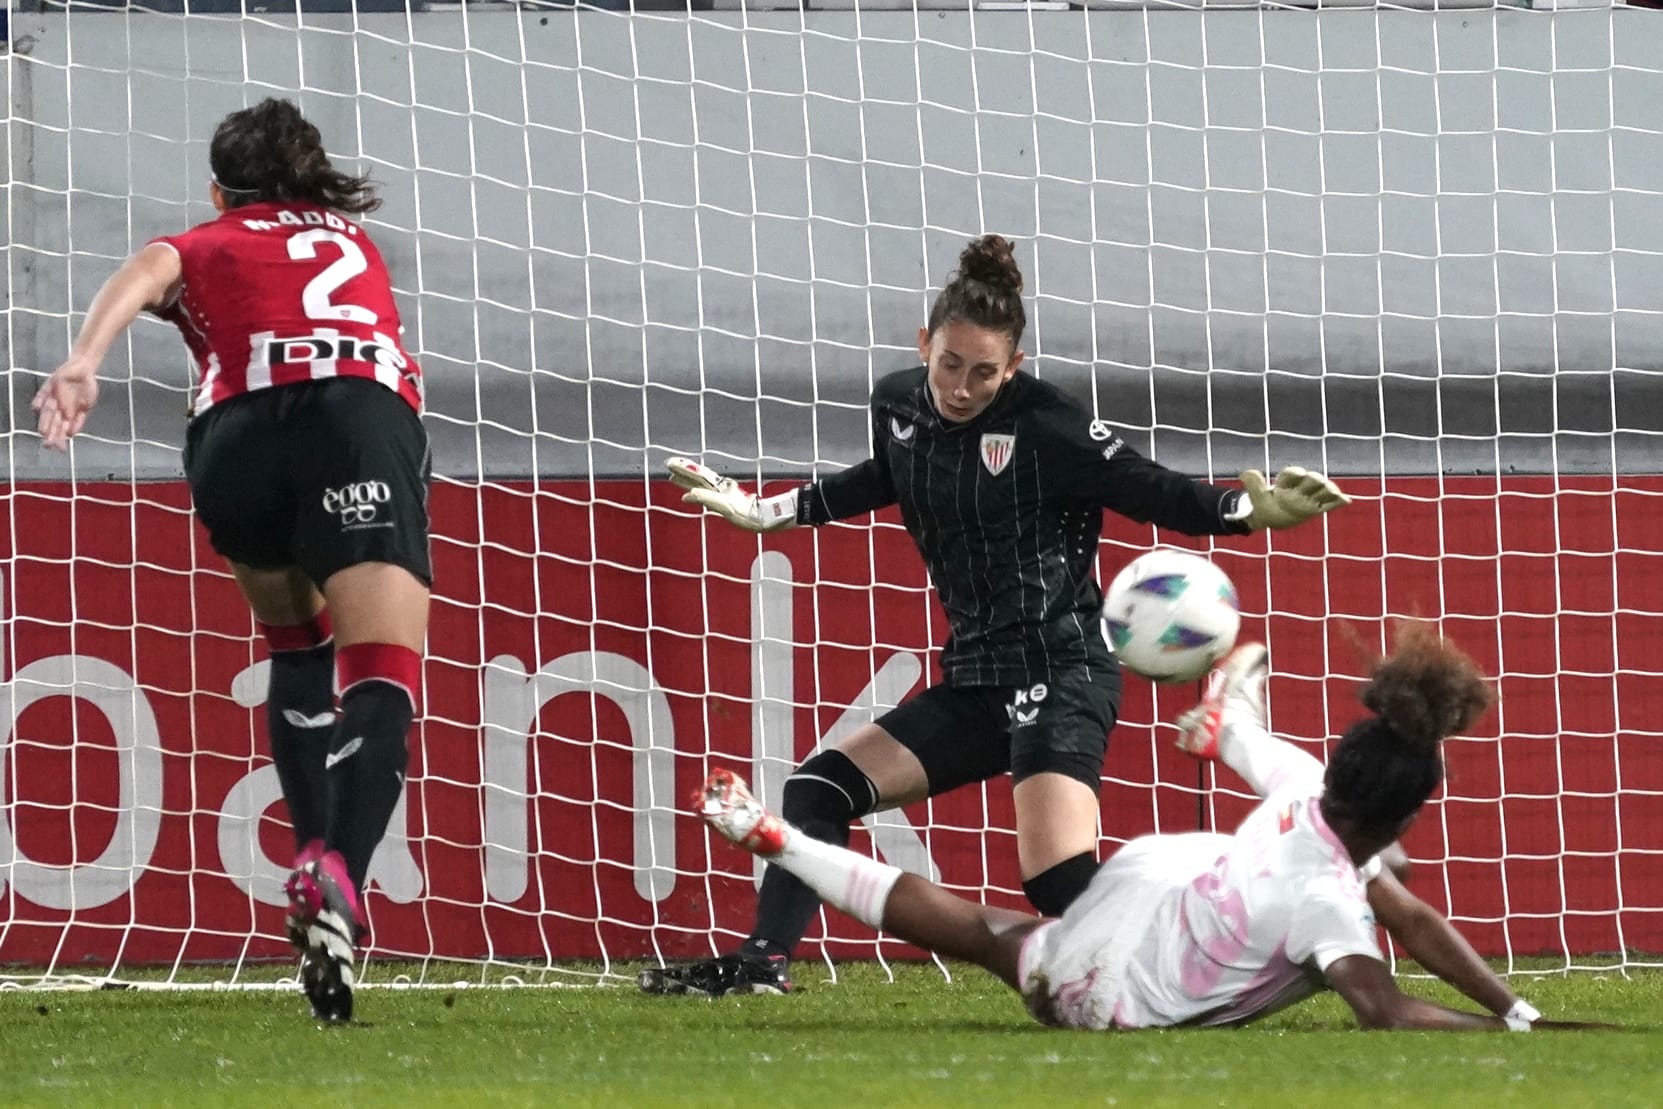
[1,963,1659,1108]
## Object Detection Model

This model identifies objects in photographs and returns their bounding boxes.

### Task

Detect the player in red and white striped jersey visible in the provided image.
[35,98,429,1024]
[154,195,422,417]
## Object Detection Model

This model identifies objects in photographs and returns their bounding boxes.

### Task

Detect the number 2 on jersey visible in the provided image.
[288,229,377,325]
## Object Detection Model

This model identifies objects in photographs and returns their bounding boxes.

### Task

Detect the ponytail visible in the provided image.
[1323,622,1496,829]
[210,98,379,214]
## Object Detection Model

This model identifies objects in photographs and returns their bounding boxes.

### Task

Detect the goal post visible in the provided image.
[2,1,1660,987]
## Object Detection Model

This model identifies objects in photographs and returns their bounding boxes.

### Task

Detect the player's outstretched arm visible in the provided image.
[1367,869,1521,1018]
[1233,466,1350,531]
[35,243,181,450]
[1326,954,1609,1031]
[666,457,799,532]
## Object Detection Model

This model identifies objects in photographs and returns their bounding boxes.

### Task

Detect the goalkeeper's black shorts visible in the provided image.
[184,377,433,589]
[875,663,1120,793]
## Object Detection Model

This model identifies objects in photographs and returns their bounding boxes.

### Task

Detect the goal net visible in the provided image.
[3,0,1660,989]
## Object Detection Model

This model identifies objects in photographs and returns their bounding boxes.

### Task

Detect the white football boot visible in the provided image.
[694,769,787,857]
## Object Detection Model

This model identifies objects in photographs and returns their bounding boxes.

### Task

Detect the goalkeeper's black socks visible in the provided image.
[260,618,336,854]
[748,750,875,953]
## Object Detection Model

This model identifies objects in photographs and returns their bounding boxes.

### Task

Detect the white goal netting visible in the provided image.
[3,0,1661,989]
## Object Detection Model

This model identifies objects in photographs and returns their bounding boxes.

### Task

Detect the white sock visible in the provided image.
[773,826,904,930]
[1217,717,1326,797]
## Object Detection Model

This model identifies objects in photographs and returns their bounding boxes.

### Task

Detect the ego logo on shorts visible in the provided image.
[323,480,391,526]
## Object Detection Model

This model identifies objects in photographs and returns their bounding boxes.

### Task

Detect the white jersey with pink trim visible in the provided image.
[1019,782,1384,1030]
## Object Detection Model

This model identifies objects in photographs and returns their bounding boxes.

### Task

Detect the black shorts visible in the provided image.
[875,663,1122,793]
[183,377,432,589]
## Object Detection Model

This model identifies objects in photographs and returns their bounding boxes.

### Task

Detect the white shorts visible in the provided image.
[1017,833,1229,1030]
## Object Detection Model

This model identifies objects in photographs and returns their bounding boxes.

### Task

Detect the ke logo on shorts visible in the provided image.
[1008,684,1044,726]
[323,480,392,527]
[980,433,1015,475]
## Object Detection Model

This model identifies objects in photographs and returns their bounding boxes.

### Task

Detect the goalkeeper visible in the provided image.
[645,233,1348,997]
[695,629,1601,1031]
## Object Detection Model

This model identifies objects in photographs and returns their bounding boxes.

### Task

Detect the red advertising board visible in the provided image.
[1,476,1660,968]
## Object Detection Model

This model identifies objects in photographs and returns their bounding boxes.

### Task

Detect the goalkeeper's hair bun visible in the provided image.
[210,97,380,216]
[1323,621,1496,830]
[958,234,1023,295]
[927,233,1027,347]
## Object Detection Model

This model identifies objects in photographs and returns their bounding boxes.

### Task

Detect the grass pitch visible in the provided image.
[1,962,1658,1107]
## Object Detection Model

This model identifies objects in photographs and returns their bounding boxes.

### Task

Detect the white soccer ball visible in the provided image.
[1101,550,1241,684]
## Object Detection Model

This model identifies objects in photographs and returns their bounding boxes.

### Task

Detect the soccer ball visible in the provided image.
[1100,550,1240,684]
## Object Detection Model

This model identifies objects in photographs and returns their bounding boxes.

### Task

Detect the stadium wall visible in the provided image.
[6,9,1663,483]
[1,477,1658,965]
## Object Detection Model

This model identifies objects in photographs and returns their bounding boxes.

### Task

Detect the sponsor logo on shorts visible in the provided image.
[323,480,394,530]
[1007,686,1043,727]
[1088,420,1113,441]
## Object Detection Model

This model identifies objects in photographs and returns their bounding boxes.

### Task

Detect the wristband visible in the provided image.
[1503,999,1539,1031]
[757,488,800,529]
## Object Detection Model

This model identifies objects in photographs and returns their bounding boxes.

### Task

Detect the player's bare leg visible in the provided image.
[880,877,1044,990]
[234,563,324,626]
[1011,772,1101,916]
[323,562,430,653]
[696,770,1043,991]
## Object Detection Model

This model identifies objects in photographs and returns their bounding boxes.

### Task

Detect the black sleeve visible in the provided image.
[1035,402,1252,537]
[797,403,898,526]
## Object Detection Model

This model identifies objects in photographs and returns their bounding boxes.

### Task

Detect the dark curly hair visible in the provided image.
[926,234,1026,347]
[209,98,379,215]
[1322,622,1496,831]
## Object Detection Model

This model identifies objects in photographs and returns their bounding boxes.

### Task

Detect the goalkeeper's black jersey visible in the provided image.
[798,366,1250,687]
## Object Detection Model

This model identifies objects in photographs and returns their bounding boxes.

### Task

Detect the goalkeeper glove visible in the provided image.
[667,457,798,532]
[1234,466,1351,530]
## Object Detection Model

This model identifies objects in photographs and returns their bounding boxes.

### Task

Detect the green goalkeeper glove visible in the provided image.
[1236,466,1351,530]
[667,457,798,532]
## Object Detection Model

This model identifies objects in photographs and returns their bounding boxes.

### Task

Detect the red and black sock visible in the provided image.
[260,614,335,854]
[326,643,421,893]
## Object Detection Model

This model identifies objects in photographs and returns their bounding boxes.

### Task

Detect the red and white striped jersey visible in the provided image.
[152,200,422,416]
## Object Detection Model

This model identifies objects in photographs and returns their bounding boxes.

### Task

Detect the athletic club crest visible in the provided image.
[980,433,1015,475]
